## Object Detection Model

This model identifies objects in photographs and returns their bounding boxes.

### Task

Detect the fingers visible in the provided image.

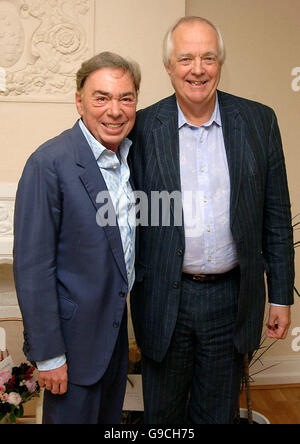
[267,324,290,340]
[266,324,288,340]
[38,363,68,395]
[38,379,68,395]
[40,380,67,395]
[266,306,291,340]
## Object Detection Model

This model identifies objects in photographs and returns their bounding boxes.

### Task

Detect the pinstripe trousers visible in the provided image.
[141,270,244,424]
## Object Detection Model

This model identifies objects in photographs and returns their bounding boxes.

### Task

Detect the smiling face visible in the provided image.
[165,21,222,123]
[75,67,137,152]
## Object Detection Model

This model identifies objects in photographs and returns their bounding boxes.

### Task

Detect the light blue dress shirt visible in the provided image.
[79,119,135,292]
[37,119,135,371]
[178,96,285,308]
[178,94,238,274]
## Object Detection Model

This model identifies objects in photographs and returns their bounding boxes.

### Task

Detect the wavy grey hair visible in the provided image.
[163,16,226,67]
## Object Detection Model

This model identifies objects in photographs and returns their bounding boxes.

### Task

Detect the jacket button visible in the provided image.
[172,282,179,289]
[119,291,126,298]
[113,321,120,328]
[177,249,183,256]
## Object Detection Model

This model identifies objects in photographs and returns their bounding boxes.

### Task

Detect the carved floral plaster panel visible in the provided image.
[0,0,95,102]
[0,184,17,264]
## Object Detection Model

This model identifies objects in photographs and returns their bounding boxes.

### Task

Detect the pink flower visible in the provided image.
[0,370,11,385]
[0,385,5,394]
[25,380,37,394]
[1,393,8,402]
[7,392,22,407]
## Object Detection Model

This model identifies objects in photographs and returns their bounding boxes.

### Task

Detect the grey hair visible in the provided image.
[163,16,226,66]
[76,51,141,93]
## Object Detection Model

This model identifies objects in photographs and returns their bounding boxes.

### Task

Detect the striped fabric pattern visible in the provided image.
[129,90,294,361]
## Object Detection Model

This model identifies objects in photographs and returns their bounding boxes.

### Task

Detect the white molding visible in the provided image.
[0,184,17,196]
[0,292,20,320]
[0,305,22,319]
[0,183,17,264]
[250,354,300,385]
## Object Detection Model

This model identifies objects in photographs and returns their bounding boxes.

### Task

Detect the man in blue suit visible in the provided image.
[129,17,294,424]
[13,52,140,424]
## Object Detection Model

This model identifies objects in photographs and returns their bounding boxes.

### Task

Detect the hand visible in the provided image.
[266,306,291,340]
[38,363,68,395]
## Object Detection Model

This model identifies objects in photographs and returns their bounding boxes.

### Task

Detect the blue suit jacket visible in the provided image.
[129,91,295,361]
[13,121,129,386]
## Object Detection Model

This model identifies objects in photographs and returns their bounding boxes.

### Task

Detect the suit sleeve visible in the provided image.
[13,152,66,362]
[262,111,295,305]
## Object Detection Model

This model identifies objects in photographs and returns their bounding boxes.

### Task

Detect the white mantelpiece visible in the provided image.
[0,184,17,264]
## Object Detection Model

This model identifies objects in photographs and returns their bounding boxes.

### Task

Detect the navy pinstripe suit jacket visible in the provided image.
[129,91,294,361]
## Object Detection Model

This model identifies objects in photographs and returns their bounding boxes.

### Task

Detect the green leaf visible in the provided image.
[9,412,16,423]
[15,405,24,418]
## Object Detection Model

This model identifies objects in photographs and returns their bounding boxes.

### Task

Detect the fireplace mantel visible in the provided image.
[0,184,17,265]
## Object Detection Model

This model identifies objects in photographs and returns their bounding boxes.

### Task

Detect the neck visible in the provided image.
[104,144,119,153]
[177,94,217,127]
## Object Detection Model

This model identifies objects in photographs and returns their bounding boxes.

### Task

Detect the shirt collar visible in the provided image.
[177,92,222,129]
[78,118,132,165]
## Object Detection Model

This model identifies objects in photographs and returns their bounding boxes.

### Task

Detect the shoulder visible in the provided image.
[218,90,276,122]
[33,125,76,161]
[138,94,177,114]
[130,95,177,143]
[136,95,177,124]
[26,122,80,171]
[19,123,81,186]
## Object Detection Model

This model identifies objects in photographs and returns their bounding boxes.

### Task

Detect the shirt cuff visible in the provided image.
[36,354,66,371]
[269,303,289,307]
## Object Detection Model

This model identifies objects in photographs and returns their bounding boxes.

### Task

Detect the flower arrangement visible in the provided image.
[0,363,40,424]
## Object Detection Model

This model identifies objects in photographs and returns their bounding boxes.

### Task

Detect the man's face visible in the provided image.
[76,68,137,152]
[165,21,222,113]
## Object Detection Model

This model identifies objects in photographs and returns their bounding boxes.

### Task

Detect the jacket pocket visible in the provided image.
[59,297,78,320]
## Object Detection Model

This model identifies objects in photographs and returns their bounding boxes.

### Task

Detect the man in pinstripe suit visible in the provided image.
[129,17,294,424]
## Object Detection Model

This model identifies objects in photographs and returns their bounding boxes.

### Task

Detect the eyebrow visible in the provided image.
[177,51,218,59]
[203,51,218,57]
[176,53,193,60]
[92,90,136,98]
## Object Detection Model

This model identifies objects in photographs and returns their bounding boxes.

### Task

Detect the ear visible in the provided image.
[75,91,83,117]
[164,63,172,77]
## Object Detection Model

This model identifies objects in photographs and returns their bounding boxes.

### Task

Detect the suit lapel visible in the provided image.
[153,96,184,239]
[218,91,245,229]
[70,121,128,284]
[153,118,181,193]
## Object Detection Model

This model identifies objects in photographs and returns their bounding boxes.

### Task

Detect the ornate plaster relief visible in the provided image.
[0,0,95,102]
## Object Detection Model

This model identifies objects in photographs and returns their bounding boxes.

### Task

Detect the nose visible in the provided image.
[191,57,205,76]
[108,99,122,118]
